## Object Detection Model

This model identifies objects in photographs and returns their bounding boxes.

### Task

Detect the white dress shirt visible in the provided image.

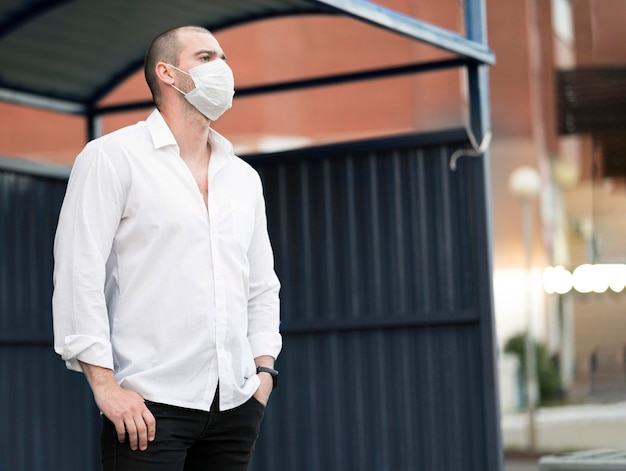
[52,109,281,412]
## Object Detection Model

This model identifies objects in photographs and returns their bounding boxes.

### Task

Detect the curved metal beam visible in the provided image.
[0,87,85,114]
[307,0,495,64]
[94,58,468,115]
[85,10,336,107]
[87,1,496,109]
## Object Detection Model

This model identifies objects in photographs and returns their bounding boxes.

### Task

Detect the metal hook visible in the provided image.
[449,129,492,171]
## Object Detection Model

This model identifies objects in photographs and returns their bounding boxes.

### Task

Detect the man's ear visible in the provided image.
[155,62,175,86]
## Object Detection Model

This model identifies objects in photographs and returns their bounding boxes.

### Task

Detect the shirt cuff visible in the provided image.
[60,335,114,372]
[249,332,282,360]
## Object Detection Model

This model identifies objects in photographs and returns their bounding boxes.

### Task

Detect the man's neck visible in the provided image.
[161,107,211,159]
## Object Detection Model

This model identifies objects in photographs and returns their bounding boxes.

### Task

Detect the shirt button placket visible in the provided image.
[209,200,228,392]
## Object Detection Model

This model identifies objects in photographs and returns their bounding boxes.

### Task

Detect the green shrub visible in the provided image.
[504,332,562,405]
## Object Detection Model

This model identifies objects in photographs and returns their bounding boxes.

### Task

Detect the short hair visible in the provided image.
[144,26,209,106]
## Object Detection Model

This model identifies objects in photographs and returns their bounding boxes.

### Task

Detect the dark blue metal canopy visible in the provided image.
[0,0,494,115]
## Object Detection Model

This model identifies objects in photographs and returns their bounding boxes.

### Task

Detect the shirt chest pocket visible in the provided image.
[230,200,256,250]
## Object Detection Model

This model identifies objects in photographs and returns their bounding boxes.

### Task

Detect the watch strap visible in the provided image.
[256,366,278,389]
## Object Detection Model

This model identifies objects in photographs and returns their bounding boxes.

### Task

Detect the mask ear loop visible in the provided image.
[171,84,186,95]
[167,64,190,76]
[166,64,192,96]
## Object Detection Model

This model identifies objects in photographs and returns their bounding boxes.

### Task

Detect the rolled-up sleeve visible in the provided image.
[246,179,282,361]
[52,143,124,372]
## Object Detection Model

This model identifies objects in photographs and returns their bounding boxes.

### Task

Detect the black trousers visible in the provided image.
[101,391,265,471]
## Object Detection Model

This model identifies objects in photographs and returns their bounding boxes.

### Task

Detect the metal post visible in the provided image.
[464,0,503,470]
[510,166,541,453]
[86,112,102,142]
[522,198,538,452]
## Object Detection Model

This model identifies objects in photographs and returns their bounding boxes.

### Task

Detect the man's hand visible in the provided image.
[80,362,156,451]
[253,355,275,406]
[94,381,156,451]
[254,372,274,406]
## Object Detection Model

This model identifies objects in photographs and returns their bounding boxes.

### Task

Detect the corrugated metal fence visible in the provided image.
[0,128,501,470]
[249,129,501,471]
[0,159,99,471]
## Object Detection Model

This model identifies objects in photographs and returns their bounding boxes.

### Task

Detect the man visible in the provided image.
[52,25,281,470]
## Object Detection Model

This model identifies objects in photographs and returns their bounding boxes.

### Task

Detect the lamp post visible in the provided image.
[508,166,541,452]
[550,157,579,394]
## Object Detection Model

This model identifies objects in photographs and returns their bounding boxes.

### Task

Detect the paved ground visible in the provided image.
[506,459,538,471]
[501,400,626,471]
[502,400,626,451]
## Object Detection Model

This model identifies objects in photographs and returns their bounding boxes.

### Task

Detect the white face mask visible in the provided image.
[170,59,235,121]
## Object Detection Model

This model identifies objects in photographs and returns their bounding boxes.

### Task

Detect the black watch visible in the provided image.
[256,366,279,389]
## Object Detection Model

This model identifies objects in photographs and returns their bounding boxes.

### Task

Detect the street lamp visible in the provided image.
[508,166,541,452]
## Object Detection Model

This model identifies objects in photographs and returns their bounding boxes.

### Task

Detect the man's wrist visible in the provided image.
[79,361,117,389]
[256,366,278,389]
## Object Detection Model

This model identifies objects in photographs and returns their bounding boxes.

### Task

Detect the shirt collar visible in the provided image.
[207,127,234,178]
[146,109,177,149]
[146,109,236,170]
